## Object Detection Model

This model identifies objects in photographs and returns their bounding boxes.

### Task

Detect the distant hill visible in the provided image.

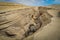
[51,4,60,7]
[48,4,60,9]
[0,2,28,6]
[0,2,31,12]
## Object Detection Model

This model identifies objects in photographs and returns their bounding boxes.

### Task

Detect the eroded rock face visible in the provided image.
[0,7,52,40]
[34,10,60,40]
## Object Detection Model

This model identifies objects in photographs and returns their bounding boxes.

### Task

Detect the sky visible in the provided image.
[0,0,60,6]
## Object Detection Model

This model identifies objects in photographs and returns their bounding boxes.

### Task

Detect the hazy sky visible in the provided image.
[0,0,60,6]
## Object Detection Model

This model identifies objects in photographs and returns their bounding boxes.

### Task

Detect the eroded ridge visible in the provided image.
[0,7,52,40]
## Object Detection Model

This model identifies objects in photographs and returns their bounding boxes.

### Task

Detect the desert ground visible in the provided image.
[0,2,60,40]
